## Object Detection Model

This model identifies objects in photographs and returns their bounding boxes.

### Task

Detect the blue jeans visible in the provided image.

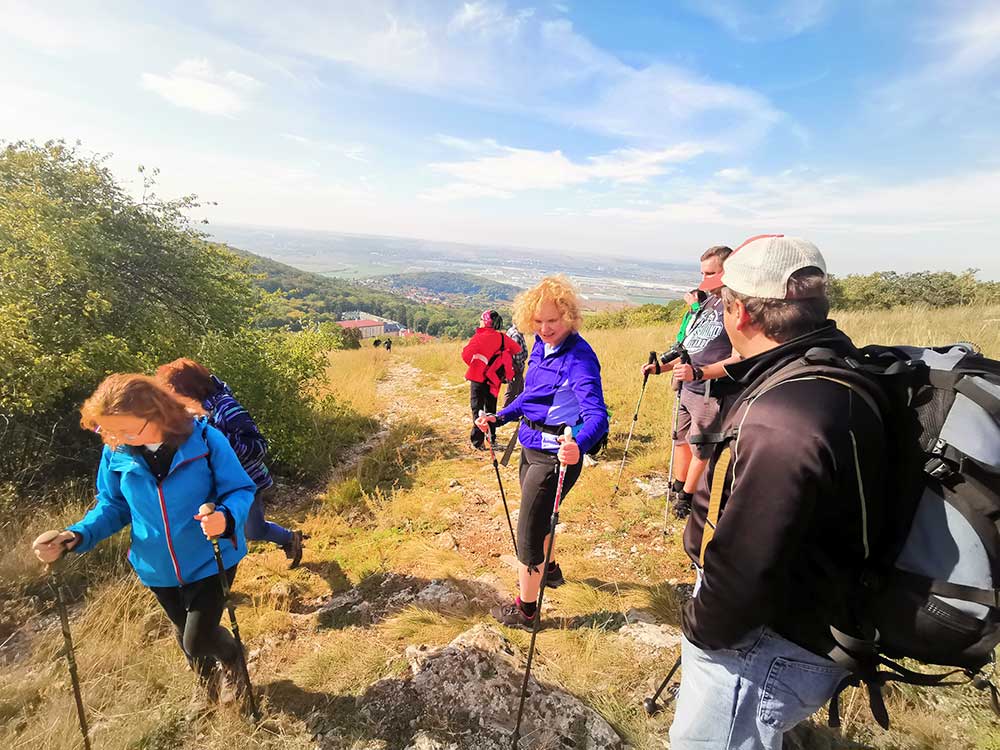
[669,626,847,750]
[244,485,293,547]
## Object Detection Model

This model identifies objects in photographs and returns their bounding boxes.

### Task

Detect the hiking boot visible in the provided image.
[672,492,692,520]
[491,600,536,632]
[282,530,304,569]
[220,652,253,713]
[185,664,222,719]
[545,562,565,588]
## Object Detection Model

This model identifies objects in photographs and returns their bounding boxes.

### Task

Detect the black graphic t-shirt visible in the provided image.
[681,294,732,395]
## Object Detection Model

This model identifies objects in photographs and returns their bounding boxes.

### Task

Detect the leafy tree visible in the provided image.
[0,141,360,486]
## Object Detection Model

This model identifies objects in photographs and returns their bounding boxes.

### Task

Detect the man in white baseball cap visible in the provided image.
[670,235,887,749]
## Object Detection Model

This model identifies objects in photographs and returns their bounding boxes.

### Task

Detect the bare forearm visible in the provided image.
[699,354,742,380]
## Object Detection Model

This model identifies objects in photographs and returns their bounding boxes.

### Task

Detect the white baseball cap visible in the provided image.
[721,234,827,299]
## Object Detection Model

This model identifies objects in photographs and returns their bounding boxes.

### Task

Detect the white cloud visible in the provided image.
[877,3,1000,124]
[686,0,831,41]
[433,134,502,152]
[0,0,127,54]
[141,58,260,116]
[935,3,1000,77]
[423,141,703,200]
[282,133,369,162]
[590,166,1000,238]
[206,0,781,146]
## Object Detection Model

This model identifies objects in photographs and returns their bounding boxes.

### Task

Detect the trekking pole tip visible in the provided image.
[643,696,660,716]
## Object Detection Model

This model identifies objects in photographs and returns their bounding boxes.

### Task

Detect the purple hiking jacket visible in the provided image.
[496,332,609,455]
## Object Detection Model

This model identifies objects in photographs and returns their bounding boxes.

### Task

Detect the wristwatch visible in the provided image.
[692,366,705,381]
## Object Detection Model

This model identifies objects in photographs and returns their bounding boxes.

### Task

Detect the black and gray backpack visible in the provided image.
[754,342,1000,728]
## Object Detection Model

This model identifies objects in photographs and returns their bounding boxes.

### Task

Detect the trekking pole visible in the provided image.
[661,348,692,532]
[511,427,573,749]
[42,538,92,750]
[499,427,519,468]
[481,410,518,556]
[612,351,658,498]
[643,654,681,715]
[198,503,261,722]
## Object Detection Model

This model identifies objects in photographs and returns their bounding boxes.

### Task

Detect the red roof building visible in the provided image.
[337,319,385,338]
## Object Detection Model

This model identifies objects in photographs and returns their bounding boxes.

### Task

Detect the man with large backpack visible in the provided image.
[670,235,888,749]
[462,310,521,450]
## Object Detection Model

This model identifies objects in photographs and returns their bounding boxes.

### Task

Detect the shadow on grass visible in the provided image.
[263,678,366,739]
[301,559,351,595]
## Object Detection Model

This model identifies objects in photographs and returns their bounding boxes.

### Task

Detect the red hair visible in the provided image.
[80,374,203,447]
[155,358,217,402]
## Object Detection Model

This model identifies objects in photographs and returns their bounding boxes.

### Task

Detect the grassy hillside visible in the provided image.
[235,249,483,337]
[363,272,521,304]
[1,305,996,750]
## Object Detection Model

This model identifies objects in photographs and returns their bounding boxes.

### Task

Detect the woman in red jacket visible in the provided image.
[462,310,520,450]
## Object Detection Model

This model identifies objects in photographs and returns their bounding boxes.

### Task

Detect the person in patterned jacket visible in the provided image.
[156,358,304,568]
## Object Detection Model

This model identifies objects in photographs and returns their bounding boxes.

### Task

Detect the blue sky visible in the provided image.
[2,0,999,276]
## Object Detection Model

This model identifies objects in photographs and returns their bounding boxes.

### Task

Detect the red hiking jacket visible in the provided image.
[462,327,521,397]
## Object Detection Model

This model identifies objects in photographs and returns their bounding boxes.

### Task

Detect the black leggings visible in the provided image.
[517,447,582,567]
[150,566,238,680]
[469,381,497,447]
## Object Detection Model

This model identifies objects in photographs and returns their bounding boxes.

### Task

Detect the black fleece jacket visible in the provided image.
[682,322,887,657]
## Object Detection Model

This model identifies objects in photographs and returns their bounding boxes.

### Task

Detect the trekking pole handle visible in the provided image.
[36,529,77,567]
[197,502,228,544]
[673,349,692,391]
[645,350,657,382]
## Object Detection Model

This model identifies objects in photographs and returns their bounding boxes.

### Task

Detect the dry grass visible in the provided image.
[320,347,391,417]
[2,306,996,750]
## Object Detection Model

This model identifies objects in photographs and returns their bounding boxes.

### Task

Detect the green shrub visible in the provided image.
[586,301,687,330]
[0,140,371,487]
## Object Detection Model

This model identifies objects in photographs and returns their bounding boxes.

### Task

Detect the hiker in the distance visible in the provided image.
[31,374,256,713]
[670,236,886,749]
[504,321,529,409]
[156,358,304,568]
[462,309,521,450]
[383,337,392,352]
[476,275,609,629]
[644,245,741,518]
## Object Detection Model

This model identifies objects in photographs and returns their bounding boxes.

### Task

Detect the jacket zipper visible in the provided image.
[156,451,210,586]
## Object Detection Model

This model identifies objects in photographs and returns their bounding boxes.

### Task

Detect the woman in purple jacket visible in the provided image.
[477,275,609,630]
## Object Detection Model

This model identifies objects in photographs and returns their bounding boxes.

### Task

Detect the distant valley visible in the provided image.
[210,224,701,307]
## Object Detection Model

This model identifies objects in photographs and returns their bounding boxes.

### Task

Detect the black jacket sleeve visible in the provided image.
[682,384,837,650]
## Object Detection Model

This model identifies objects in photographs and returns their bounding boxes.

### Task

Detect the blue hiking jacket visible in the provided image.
[67,419,255,587]
[496,332,609,455]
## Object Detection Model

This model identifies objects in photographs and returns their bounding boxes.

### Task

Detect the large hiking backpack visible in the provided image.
[750,342,1000,728]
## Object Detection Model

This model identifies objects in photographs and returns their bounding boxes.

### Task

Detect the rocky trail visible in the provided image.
[249,357,688,749]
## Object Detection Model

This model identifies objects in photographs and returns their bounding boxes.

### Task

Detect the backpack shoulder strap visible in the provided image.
[739,349,887,425]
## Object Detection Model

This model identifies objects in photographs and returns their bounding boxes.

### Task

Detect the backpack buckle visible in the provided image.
[925,457,954,480]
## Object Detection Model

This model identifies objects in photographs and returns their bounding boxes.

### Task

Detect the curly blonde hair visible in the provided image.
[513,275,583,335]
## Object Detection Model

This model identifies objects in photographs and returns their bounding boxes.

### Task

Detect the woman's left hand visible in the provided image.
[557,434,580,465]
[194,507,226,539]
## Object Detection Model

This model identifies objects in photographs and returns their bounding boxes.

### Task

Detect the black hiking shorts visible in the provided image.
[517,447,583,567]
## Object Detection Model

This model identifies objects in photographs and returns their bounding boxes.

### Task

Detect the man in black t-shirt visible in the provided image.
[645,245,742,517]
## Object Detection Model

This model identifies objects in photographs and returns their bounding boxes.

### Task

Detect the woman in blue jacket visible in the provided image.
[477,275,609,630]
[32,374,256,710]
